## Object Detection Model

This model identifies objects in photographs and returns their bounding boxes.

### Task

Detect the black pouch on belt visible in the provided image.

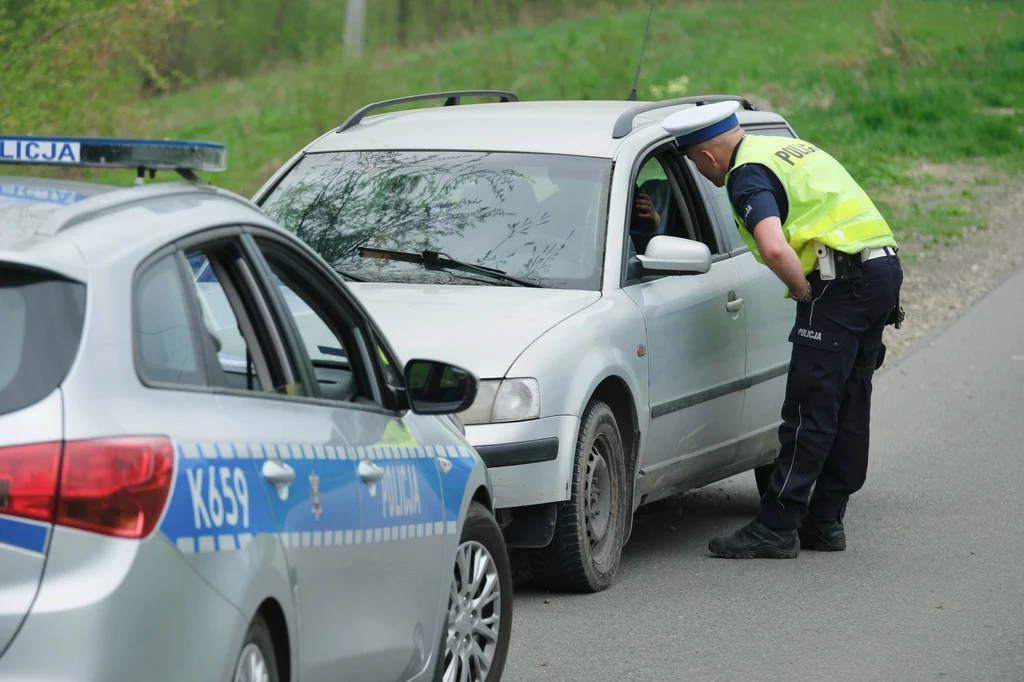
[833,251,863,282]
[853,343,885,380]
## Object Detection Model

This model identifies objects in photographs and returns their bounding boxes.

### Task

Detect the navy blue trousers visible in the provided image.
[757,253,904,530]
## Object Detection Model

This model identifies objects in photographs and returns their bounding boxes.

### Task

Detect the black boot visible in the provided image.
[708,520,799,559]
[798,513,846,551]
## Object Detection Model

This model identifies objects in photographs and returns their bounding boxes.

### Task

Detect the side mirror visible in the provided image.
[403,359,479,415]
[635,235,712,275]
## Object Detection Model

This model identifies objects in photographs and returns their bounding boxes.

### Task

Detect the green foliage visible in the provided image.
[0,0,199,140]
[2,0,1022,224]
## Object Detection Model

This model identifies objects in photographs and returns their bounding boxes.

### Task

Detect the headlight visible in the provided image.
[461,378,541,425]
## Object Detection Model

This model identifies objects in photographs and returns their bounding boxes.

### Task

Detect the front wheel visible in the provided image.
[530,399,628,593]
[441,501,513,682]
[232,614,279,682]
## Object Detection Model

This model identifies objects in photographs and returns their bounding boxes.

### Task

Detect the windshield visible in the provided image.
[259,150,612,290]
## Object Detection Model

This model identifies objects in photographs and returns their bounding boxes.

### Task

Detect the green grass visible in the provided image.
[4,0,1023,236]
[876,193,985,243]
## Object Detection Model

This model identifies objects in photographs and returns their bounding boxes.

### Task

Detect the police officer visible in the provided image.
[661,101,904,559]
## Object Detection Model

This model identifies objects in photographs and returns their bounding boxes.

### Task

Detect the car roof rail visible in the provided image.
[335,90,520,133]
[611,94,758,139]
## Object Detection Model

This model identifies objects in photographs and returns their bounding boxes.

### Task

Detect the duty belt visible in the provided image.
[858,246,897,262]
[815,245,896,281]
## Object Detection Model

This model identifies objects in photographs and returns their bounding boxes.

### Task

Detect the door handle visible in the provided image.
[726,297,744,313]
[262,459,296,501]
[358,459,384,484]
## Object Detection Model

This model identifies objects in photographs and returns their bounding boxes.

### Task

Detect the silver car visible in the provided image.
[0,137,512,682]
[254,92,799,593]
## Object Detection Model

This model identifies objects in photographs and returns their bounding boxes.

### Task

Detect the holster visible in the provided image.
[886,304,905,329]
[853,343,886,380]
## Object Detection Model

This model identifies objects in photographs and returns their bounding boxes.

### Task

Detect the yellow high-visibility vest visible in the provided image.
[725,135,897,283]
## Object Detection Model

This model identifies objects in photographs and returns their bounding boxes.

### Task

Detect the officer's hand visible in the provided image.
[634,190,660,229]
[792,280,814,302]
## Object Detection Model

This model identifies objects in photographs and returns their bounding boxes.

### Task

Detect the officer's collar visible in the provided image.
[728,135,746,171]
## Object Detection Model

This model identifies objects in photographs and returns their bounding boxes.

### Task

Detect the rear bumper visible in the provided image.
[0,527,247,682]
[465,415,580,509]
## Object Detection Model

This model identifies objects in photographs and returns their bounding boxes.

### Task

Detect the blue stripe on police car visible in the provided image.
[160,441,477,555]
[0,514,50,554]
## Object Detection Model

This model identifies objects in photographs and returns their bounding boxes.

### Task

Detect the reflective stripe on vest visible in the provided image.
[725,135,897,277]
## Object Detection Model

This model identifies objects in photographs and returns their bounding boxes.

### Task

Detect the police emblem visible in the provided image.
[309,469,322,521]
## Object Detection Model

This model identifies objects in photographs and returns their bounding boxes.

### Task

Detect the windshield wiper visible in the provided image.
[357,247,541,288]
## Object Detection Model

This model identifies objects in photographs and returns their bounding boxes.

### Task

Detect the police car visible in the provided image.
[251,90,800,593]
[0,136,512,682]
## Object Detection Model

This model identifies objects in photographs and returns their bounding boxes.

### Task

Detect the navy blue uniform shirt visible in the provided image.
[725,136,789,237]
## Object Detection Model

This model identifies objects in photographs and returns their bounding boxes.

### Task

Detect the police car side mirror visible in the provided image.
[403,359,479,416]
[635,235,712,276]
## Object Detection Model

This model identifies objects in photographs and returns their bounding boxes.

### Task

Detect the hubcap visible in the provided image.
[444,540,502,682]
[233,643,270,682]
[582,435,612,549]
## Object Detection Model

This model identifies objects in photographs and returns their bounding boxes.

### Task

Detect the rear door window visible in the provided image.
[134,238,293,396]
[134,254,206,387]
[0,266,86,415]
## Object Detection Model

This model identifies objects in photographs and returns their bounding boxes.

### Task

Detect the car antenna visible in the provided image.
[627,3,655,102]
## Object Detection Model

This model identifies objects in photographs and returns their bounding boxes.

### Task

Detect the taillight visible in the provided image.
[57,437,175,539]
[0,436,174,540]
[0,442,62,523]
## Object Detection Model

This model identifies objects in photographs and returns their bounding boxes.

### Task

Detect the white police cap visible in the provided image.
[662,100,741,148]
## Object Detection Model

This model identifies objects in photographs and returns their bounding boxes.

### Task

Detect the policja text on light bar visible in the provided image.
[0,135,227,172]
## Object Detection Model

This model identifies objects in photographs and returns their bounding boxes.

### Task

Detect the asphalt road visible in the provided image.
[503,264,1024,682]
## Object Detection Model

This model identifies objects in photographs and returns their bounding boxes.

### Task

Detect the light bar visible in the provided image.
[0,135,227,172]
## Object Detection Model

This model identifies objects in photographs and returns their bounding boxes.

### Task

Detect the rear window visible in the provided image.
[0,265,86,416]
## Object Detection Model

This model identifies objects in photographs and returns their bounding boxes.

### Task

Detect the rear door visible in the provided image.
[241,230,450,682]
[0,263,86,651]
[171,229,370,682]
[690,124,797,452]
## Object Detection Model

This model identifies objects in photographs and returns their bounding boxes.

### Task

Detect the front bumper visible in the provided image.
[465,415,580,509]
[0,527,247,682]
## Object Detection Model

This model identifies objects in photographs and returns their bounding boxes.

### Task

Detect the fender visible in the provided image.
[505,290,651,495]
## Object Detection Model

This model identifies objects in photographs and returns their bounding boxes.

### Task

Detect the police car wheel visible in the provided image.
[530,399,627,593]
[233,614,279,682]
[442,501,513,682]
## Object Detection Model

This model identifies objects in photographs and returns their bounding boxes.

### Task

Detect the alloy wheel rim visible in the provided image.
[233,643,270,682]
[444,540,502,682]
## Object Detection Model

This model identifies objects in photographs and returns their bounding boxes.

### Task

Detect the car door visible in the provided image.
[240,229,450,682]
[130,235,323,682]
[623,144,747,496]
[175,229,368,682]
[689,125,797,457]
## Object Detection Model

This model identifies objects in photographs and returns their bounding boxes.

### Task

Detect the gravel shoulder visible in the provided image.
[879,163,1024,360]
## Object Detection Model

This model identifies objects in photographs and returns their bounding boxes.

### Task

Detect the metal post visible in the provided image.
[344,0,366,58]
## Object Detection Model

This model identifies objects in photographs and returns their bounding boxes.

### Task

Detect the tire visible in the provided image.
[530,399,628,593]
[232,614,280,682]
[440,501,513,682]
